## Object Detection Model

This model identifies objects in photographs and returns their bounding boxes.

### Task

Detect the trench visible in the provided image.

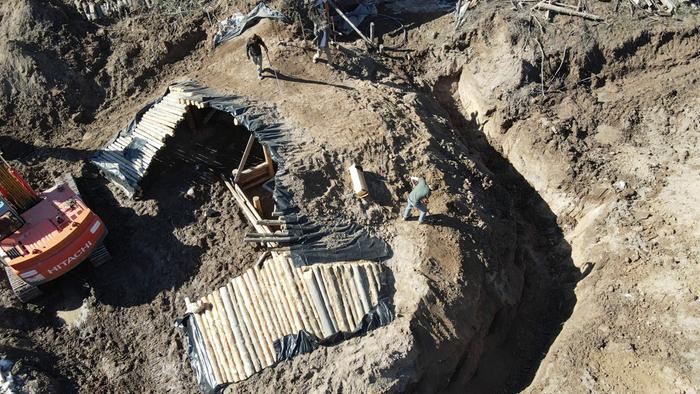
[429,74,581,392]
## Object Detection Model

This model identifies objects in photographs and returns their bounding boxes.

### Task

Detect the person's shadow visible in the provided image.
[261,68,354,90]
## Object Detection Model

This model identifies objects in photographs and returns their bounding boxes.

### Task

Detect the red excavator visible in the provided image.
[0,154,110,302]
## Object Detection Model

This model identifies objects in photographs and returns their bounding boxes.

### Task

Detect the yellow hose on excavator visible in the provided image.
[0,155,40,213]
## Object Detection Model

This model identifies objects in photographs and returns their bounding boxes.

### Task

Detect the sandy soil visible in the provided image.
[0,0,699,392]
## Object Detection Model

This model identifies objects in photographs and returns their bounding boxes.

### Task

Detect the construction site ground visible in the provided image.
[0,0,698,392]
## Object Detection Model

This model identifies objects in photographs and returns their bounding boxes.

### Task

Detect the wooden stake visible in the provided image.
[263,146,275,177]
[248,268,281,342]
[253,196,263,216]
[270,255,306,332]
[257,263,292,335]
[284,257,323,335]
[327,0,375,47]
[234,134,256,183]
[533,1,605,20]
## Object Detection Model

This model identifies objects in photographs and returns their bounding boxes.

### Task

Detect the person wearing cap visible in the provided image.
[403,176,431,224]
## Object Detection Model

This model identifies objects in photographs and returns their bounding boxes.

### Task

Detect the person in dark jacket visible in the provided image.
[246,34,268,79]
[403,176,431,224]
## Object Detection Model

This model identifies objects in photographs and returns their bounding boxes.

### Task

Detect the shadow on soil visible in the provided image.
[409,75,580,393]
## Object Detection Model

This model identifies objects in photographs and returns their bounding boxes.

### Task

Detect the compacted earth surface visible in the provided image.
[0,0,698,392]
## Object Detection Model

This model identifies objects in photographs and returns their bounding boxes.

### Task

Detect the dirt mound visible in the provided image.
[0,0,100,131]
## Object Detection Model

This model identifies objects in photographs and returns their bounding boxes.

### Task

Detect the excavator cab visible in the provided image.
[0,196,24,241]
[0,156,111,302]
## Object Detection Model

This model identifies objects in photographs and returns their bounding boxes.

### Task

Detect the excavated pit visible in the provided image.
[430,75,581,392]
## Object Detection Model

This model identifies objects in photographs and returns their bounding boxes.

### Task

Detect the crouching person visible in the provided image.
[403,176,431,224]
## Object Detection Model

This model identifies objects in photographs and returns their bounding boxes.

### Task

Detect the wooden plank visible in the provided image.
[234,135,256,183]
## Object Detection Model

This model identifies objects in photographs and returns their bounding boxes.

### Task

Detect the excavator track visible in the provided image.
[4,266,42,303]
[89,244,111,267]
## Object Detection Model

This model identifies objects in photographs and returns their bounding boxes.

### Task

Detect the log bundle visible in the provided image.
[74,0,153,21]
[184,257,385,385]
[92,82,205,196]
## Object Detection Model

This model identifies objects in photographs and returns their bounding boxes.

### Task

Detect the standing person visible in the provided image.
[312,21,332,64]
[403,176,431,224]
[246,34,268,79]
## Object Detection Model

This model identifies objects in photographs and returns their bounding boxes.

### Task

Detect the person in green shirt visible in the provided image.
[403,176,431,224]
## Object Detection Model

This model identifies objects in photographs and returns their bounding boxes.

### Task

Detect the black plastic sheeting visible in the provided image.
[176,315,223,394]
[213,2,286,48]
[275,300,394,361]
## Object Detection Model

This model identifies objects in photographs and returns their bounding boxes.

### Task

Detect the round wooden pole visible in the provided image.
[220,286,255,378]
